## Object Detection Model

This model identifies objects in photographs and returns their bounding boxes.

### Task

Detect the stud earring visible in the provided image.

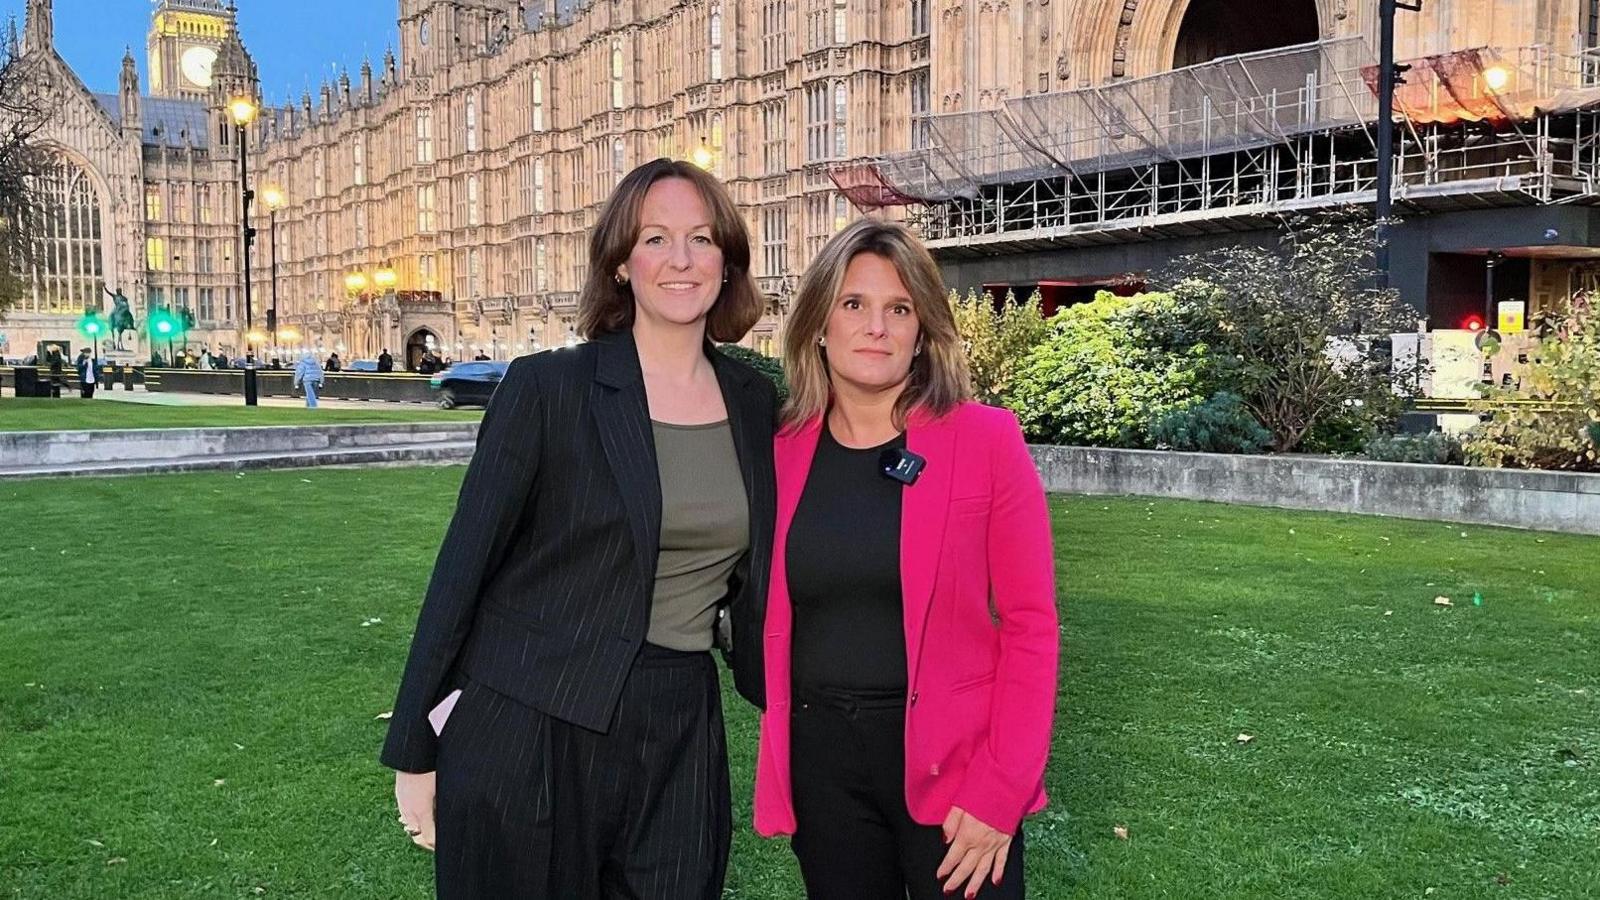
[614,272,628,285]
[817,335,827,347]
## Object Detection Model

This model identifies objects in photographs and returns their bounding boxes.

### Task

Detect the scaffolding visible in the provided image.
[829,38,1600,251]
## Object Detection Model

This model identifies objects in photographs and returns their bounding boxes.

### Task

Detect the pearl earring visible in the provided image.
[817,335,827,347]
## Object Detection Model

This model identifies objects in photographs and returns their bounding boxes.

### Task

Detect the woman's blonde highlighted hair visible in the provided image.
[781,219,970,428]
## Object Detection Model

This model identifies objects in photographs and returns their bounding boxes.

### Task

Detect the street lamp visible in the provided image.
[1374,0,1423,291]
[690,135,714,170]
[262,185,285,361]
[230,94,260,405]
[344,271,369,294]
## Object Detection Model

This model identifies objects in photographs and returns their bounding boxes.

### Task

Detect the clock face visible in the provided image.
[180,46,217,88]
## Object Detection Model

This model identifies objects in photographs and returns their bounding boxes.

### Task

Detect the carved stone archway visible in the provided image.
[1098,0,1344,81]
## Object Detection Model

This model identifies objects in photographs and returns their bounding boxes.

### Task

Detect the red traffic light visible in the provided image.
[1462,315,1485,332]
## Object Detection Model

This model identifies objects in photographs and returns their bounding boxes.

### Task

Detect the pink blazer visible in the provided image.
[754,401,1059,837]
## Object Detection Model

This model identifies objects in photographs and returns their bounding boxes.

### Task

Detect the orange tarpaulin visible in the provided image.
[1361,48,1523,125]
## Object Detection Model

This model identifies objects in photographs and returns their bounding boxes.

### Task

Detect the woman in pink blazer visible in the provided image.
[753,219,1059,899]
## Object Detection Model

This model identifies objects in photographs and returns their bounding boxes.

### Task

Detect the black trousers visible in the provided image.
[790,690,1025,900]
[80,382,95,399]
[434,643,730,899]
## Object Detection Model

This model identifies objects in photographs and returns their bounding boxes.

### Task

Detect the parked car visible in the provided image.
[347,359,380,372]
[430,361,508,409]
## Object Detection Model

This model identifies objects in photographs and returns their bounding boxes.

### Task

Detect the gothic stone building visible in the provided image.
[9,0,1600,366]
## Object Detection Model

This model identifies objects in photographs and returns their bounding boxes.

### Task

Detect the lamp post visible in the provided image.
[262,185,284,362]
[373,266,397,359]
[230,95,259,405]
[1375,0,1422,291]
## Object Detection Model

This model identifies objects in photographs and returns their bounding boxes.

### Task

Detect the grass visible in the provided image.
[0,398,482,432]
[0,468,1595,899]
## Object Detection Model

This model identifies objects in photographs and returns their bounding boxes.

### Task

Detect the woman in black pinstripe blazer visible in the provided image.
[382,159,777,899]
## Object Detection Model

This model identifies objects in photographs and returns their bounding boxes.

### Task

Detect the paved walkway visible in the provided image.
[89,386,435,411]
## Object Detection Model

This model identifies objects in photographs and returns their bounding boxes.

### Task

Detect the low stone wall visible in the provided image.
[0,422,480,469]
[1031,445,1600,536]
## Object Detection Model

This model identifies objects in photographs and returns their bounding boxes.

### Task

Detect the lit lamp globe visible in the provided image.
[229,96,258,127]
[1484,66,1510,91]
[345,272,369,294]
[373,268,397,290]
[690,139,715,170]
[262,185,285,209]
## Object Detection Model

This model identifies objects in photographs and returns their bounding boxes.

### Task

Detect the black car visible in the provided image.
[430,361,508,409]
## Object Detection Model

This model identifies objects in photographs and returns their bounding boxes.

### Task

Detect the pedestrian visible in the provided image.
[377,349,394,373]
[198,346,214,370]
[751,220,1059,900]
[383,158,776,898]
[74,347,99,399]
[46,346,64,397]
[473,350,490,361]
[326,352,342,372]
[293,351,324,409]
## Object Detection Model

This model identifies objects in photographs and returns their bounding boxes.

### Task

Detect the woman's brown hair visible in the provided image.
[781,218,971,428]
[577,158,762,342]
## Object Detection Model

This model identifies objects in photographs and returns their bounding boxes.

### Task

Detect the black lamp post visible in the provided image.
[1374,0,1422,291]
[262,186,284,362]
[230,95,260,405]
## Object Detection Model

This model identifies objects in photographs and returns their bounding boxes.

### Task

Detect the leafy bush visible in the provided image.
[716,343,788,401]
[1160,213,1422,452]
[1363,432,1466,465]
[1149,391,1271,454]
[949,287,1051,405]
[1005,291,1213,447]
[1465,293,1600,471]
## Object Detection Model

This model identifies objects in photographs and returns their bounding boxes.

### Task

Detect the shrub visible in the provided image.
[1149,391,1272,454]
[1465,293,1600,471]
[1363,432,1466,466]
[716,343,788,401]
[949,287,1051,405]
[1005,291,1213,447]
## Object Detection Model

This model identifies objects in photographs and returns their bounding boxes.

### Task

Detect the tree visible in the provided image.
[1160,214,1423,453]
[1465,293,1600,471]
[949,287,1050,405]
[0,34,57,320]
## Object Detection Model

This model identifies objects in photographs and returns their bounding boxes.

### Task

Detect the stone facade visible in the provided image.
[4,0,1594,366]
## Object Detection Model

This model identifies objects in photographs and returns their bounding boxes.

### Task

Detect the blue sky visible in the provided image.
[6,0,398,104]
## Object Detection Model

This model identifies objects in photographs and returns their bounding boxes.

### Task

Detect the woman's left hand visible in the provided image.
[936,806,1012,898]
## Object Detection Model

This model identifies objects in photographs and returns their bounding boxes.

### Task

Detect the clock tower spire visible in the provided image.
[146,0,235,100]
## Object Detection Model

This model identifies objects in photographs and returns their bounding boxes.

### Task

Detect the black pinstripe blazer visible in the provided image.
[380,329,777,773]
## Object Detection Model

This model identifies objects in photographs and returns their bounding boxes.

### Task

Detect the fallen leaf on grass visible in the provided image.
[1112,825,1129,840]
[299,479,313,484]
[233,743,245,751]
[209,838,219,847]
[375,710,393,720]
[86,839,104,848]
[1384,610,1394,616]
[1235,733,1255,744]
[106,857,127,866]
[1433,596,1453,607]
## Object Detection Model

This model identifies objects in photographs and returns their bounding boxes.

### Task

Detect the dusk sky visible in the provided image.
[5,0,400,104]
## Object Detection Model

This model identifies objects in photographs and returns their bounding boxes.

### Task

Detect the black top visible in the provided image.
[787,423,908,697]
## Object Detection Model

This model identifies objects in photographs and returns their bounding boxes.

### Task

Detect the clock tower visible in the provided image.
[147,0,236,100]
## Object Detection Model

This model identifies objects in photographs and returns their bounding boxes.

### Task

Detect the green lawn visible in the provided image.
[1,469,1595,899]
[0,398,482,432]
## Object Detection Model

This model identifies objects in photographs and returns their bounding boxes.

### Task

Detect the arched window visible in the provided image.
[465,92,479,151]
[710,113,725,176]
[612,138,625,183]
[467,174,480,225]
[27,159,104,314]
[533,158,546,212]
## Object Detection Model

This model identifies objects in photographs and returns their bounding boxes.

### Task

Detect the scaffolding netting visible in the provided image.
[839,37,1580,208]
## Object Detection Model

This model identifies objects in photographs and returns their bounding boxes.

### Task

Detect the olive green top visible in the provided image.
[648,419,749,652]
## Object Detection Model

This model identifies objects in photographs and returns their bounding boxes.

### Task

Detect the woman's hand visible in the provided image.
[395,770,437,852]
[936,806,1012,898]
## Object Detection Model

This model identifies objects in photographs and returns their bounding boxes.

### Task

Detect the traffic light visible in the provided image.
[148,306,185,341]
[76,310,109,341]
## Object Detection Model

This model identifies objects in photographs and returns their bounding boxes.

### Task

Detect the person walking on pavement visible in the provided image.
[74,348,99,399]
[293,351,325,409]
[377,349,395,373]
